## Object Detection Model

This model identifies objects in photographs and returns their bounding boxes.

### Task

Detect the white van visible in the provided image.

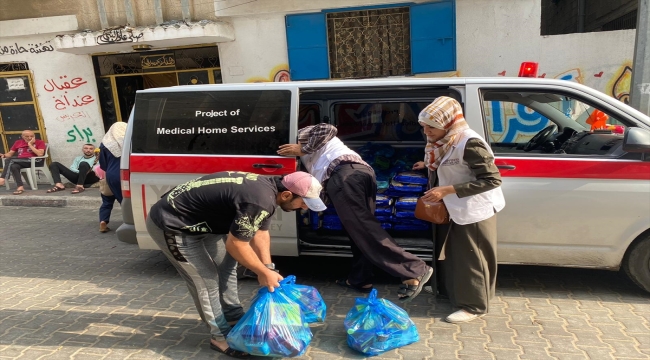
[116,77,650,292]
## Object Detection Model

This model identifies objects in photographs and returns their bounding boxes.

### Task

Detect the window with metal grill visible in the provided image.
[327,7,411,79]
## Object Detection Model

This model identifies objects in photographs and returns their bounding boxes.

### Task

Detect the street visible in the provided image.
[1,207,649,360]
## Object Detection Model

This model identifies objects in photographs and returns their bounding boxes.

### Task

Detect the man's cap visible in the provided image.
[281,171,327,211]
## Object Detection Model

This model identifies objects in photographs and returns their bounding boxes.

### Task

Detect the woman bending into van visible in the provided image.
[413,96,505,323]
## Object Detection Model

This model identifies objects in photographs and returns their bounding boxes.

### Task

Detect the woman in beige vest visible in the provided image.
[413,96,506,323]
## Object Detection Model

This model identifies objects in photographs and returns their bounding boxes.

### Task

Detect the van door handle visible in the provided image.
[497,165,516,170]
[253,163,284,169]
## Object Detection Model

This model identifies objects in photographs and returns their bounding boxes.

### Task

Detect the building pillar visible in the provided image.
[630,0,650,115]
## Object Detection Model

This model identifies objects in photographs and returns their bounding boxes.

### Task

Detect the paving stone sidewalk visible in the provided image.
[1,207,649,360]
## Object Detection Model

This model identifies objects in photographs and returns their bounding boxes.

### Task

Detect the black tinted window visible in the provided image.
[131,90,291,155]
[333,101,430,142]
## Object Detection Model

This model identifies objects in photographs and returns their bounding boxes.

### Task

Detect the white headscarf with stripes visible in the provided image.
[418,97,469,170]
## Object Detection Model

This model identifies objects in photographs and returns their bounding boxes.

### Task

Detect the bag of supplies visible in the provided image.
[344,289,419,356]
[279,275,327,323]
[227,284,313,357]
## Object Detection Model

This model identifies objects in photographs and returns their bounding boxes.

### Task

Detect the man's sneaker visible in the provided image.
[445,309,483,323]
[240,267,258,279]
[99,221,110,233]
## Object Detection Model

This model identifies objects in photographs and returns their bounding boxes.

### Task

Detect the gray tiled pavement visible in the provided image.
[1,207,649,359]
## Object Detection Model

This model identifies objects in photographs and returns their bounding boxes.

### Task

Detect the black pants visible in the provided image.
[1,158,41,187]
[49,162,99,186]
[327,163,428,285]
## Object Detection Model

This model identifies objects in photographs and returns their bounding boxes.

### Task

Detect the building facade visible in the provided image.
[0,0,638,165]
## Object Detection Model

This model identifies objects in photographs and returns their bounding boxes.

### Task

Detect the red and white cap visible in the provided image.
[281,171,327,211]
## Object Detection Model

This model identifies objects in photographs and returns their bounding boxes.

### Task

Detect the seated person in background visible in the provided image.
[0,130,46,195]
[47,143,100,194]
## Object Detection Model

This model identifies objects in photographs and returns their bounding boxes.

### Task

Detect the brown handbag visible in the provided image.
[414,198,450,224]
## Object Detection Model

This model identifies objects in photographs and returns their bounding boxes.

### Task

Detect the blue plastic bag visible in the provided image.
[279,276,327,323]
[344,289,419,356]
[227,285,313,357]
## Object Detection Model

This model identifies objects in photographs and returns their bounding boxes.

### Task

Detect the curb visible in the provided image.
[0,195,102,208]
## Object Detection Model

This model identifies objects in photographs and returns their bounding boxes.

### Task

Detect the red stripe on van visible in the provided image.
[495,158,650,180]
[130,155,297,175]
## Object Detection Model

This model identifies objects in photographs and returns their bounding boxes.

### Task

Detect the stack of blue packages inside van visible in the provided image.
[307,143,431,232]
[384,172,430,231]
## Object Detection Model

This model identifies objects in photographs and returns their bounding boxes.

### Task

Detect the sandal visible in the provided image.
[397,266,434,303]
[209,343,250,358]
[336,279,373,293]
[47,186,66,193]
[12,189,24,195]
[71,186,85,194]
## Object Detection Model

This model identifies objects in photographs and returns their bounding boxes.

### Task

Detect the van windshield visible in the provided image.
[130,90,292,155]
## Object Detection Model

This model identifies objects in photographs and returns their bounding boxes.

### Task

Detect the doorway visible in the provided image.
[93,46,223,130]
[0,64,48,171]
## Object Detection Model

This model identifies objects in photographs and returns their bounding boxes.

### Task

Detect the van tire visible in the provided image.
[623,233,650,293]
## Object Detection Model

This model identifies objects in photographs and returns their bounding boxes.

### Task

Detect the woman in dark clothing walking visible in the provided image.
[98,122,126,233]
[413,97,506,323]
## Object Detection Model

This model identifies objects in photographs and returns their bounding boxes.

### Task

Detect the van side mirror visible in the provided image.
[623,127,650,153]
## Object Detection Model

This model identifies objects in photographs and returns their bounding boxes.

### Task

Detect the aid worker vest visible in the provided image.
[300,137,358,183]
[437,129,506,225]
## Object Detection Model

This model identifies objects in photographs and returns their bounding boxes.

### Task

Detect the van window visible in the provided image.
[299,103,320,129]
[481,90,629,157]
[333,101,430,142]
[131,90,291,155]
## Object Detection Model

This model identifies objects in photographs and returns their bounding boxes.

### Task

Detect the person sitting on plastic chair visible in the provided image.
[46,143,100,194]
[0,130,46,195]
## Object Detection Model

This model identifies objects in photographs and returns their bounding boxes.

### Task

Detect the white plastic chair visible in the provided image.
[4,143,55,191]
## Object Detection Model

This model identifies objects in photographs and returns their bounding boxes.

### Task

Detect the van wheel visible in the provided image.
[623,233,650,293]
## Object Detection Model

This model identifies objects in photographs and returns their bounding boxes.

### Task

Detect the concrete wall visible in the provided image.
[0,0,219,30]
[218,14,289,83]
[0,31,105,165]
[455,0,635,102]
[217,0,636,103]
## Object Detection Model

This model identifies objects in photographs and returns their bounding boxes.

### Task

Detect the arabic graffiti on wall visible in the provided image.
[66,125,96,143]
[0,41,54,56]
[55,111,91,123]
[44,75,95,111]
[96,28,143,45]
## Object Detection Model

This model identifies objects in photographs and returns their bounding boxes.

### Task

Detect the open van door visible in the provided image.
[126,84,299,253]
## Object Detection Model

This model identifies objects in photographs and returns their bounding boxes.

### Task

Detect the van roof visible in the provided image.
[135,77,649,123]
[138,77,582,93]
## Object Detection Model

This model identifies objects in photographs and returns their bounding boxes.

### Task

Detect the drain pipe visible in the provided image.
[577,0,586,33]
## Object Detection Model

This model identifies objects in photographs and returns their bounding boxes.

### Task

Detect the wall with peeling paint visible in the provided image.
[0,33,106,166]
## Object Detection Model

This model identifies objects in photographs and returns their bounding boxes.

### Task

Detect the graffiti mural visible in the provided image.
[0,41,54,56]
[246,65,291,83]
[44,75,96,111]
[66,125,96,143]
[608,64,632,104]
